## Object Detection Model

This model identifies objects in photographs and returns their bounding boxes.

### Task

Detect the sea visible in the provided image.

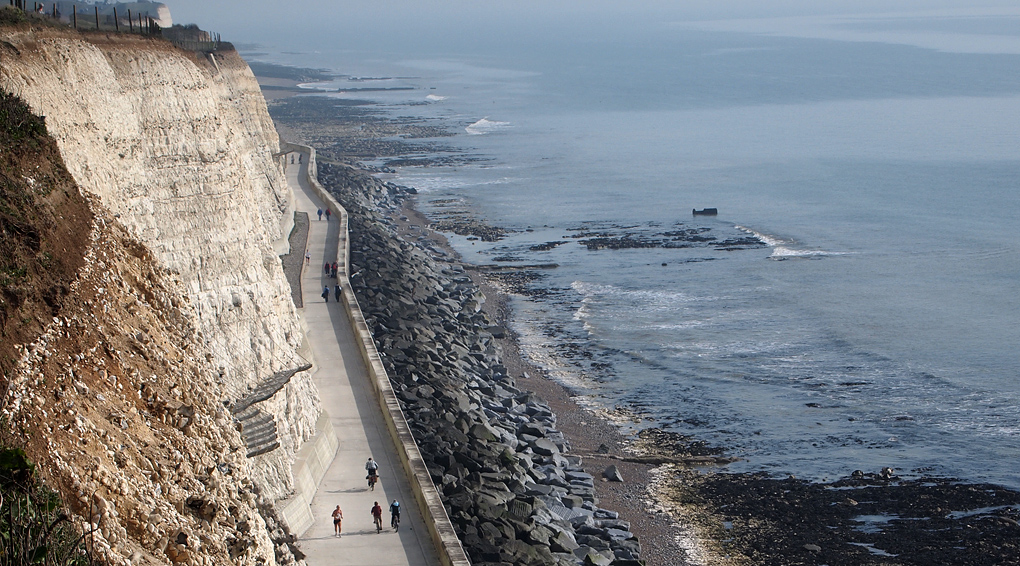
[239,8,1020,489]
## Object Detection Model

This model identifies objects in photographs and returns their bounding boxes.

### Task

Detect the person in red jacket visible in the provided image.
[371,501,383,532]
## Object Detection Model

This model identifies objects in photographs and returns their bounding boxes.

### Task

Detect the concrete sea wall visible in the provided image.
[280,140,470,566]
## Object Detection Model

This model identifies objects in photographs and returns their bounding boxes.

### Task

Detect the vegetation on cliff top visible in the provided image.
[0,5,27,27]
[0,5,63,30]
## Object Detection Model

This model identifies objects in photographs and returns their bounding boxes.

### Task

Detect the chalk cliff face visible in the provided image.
[1,24,318,561]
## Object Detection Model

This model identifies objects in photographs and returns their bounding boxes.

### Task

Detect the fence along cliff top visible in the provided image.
[6,1,225,52]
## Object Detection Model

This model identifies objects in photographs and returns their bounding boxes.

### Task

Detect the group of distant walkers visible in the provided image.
[324,261,338,279]
[316,206,338,304]
[330,458,401,537]
[322,283,340,303]
[316,213,339,300]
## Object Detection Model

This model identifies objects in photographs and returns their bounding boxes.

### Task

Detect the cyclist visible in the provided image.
[371,501,383,533]
[365,457,379,490]
[389,500,401,530]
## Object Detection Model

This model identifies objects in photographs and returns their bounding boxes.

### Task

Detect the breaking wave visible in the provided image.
[770,247,846,259]
[737,225,847,259]
[466,117,511,135]
[736,225,787,248]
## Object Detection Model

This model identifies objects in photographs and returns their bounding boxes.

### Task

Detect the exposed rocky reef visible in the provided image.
[658,467,1020,566]
[267,95,459,166]
[565,222,765,251]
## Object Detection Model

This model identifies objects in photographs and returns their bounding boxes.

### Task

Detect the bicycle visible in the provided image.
[389,500,401,531]
[371,502,383,533]
[367,472,378,491]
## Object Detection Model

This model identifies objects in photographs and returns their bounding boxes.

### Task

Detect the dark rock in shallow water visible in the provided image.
[679,467,1020,566]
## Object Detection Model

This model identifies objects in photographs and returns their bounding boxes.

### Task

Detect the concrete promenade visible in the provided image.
[284,152,441,566]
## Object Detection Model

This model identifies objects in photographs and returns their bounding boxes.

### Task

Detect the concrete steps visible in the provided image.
[229,363,312,458]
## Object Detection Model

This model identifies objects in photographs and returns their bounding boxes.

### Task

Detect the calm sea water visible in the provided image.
[247,10,1020,488]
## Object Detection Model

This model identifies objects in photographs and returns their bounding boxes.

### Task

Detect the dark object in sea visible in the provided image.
[693,208,718,216]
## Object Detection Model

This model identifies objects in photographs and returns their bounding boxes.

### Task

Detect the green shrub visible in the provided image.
[0,445,95,565]
[0,89,48,145]
[0,6,28,27]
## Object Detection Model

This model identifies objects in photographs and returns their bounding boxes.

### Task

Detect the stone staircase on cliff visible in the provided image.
[230,363,312,458]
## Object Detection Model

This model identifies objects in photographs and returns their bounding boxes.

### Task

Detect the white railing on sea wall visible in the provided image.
[279,140,471,566]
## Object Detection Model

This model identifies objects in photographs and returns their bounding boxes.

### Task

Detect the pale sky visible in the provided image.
[165,0,1019,47]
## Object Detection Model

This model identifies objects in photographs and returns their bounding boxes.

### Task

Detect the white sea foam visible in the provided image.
[646,321,707,331]
[736,225,787,247]
[571,280,703,306]
[392,173,518,193]
[393,175,471,193]
[296,82,335,91]
[572,300,592,321]
[511,315,600,400]
[466,117,511,135]
[737,225,848,259]
[770,247,843,258]
[425,94,447,101]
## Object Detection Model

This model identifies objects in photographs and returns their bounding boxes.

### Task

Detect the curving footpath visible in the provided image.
[280,143,469,566]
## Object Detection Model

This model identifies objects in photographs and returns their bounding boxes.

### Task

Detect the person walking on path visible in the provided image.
[371,502,383,533]
[304,251,311,265]
[334,284,341,302]
[332,505,343,537]
[331,262,338,278]
[324,262,330,276]
[321,286,329,302]
[317,208,323,221]
[389,500,400,530]
[325,207,331,221]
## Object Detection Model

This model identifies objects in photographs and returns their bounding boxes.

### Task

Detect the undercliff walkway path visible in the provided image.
[283,151,441,566]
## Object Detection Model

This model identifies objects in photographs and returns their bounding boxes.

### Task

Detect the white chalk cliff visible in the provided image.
[2,23,320,566]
